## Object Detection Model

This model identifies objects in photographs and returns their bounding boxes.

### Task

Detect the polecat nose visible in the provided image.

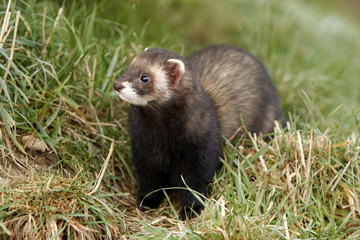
[114,82,124,92]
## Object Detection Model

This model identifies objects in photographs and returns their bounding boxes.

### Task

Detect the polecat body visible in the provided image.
[114,45,282,219]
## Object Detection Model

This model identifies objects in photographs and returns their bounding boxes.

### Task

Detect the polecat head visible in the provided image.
[114,48,186,106]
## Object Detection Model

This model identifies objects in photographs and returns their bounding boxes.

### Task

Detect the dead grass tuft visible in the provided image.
[1,176,129,239]
[206,123,360,238]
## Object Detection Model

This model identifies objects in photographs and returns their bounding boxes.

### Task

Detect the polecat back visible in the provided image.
[187,45,281,138]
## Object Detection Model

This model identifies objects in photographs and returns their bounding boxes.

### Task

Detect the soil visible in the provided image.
[0,139,73,185]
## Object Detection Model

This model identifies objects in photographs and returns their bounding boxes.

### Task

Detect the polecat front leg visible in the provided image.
[136,167,169,211]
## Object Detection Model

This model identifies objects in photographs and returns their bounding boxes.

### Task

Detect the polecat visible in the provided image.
[114,45,282,220]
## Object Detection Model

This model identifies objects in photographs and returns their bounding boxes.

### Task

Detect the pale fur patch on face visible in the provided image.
[151,64,173,103]
[118,82,149,106]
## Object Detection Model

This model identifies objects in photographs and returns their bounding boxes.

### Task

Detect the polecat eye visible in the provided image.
[140,75,150,83]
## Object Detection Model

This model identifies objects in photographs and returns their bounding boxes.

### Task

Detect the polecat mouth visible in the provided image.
[117,82,149,106]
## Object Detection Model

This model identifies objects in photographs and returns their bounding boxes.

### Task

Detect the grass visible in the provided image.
[0,0,359,239]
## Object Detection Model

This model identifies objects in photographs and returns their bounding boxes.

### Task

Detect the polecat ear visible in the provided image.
[166,59,185,83]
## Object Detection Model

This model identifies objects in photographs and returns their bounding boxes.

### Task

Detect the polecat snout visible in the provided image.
[114,45,282,220]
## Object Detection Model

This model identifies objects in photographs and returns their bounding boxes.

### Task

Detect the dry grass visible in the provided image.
[1,177,128,239]
[3,120,359,239]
